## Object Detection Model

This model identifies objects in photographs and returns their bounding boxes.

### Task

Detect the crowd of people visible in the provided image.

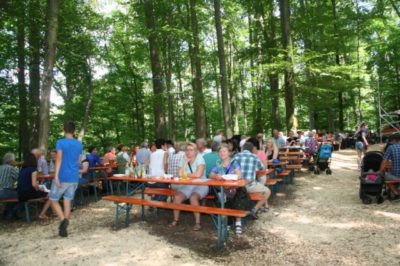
[2,121,399,237]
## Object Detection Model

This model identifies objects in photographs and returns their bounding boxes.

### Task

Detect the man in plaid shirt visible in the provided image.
[234,142,270,218]
[168,142,186,178]
[380,134,400,199]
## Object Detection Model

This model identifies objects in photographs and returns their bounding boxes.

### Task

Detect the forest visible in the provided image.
[0,0,399,158]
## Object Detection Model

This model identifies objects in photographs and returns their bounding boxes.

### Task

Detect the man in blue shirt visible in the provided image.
[380,134,400,199]
[272,129,286,148]
[203,142,220,178]
[50,121,83,237]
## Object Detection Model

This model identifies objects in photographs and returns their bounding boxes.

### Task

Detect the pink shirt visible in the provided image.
[257,150,267,162]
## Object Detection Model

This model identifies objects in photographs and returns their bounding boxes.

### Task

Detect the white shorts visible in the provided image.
[176,185,209,199]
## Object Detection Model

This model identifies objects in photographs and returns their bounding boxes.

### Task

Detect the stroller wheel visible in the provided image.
[362,197,372,204]
[326,169,332,175]
[377,196,384,204]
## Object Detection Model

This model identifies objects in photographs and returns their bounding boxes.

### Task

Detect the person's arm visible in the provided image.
[273,146,279,159]
[362,132,368,146]
[31,171,40,191]
[234,168,242,179]
[80,161,89,175]
[379,159,388,172]
[54,150,63,188]
[190,164,205,179]
[163,152,168,172]
[209,166,222,180]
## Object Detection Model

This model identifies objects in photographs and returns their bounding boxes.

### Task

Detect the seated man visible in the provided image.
[272,129,286,148]
[87,146,102,180]
[203,142,220,178]
[234,142,271,218]
[32,148,49,175]
[380,133,400,199]
[0,153,20,219]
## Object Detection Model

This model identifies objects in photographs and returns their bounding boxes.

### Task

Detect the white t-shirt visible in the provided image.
[180,154,206,179]
[149,149,165,177]
[167,147,175,157]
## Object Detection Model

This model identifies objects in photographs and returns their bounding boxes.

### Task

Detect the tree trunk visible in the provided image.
[143,0,166,138]
[165,1,176,141]
[267,1,280,130]
[28,0,41,148]
[38,0,60,154]
[279,0,295,131]
[188,0,207,138]
[239,68,248,133]
[213,0,232,138]
[332,0,344,131]
[77,59,94,141]
[17,0,29,158]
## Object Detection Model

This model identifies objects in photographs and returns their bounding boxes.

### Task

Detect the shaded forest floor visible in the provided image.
[1,146,400,265]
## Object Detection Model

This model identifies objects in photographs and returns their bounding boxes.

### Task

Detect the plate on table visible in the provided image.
[221,174,238,181]
[114,174,125,177]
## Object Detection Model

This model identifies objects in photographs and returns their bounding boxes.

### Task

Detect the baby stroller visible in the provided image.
[314,143,333,175]
[359,151,384,204]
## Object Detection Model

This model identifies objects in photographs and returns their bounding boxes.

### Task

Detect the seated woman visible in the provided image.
[286,130,298,146]
[78,158,90,185]
[265,138,279,160]
[17,153,51,219]
[209,144,246,235]
[170,142,208,231]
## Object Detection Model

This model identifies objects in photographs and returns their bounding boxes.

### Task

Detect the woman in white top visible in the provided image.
[169,142,208,231]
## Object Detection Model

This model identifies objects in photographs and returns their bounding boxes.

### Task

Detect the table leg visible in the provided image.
[141,183,145,221]
[216,214,222,250]
[115,203,120,230]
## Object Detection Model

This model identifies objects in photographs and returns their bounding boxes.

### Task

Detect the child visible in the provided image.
[50,121,83,237]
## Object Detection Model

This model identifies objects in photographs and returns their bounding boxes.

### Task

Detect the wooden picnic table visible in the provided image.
[37,173,55,180]
[279,151,304,156]
[89,164,118,171]
[268,161,288,167]
[107,174,247,249]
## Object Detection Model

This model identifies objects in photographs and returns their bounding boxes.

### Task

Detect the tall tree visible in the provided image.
[279,0,295,131]
[213,0,232,138]
[17,0,29,157]
[38,0,60,153]
[188,0,207,138]
[143,0,166,138]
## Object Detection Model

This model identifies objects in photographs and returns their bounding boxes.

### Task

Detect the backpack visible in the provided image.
[319,144,332,159]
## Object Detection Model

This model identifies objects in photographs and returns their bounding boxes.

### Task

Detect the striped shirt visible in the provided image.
[168,151,185,177]
[0,164,19,189]
[234,150,264,188]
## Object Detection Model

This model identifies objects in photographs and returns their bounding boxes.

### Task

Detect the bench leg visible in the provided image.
[115,203,120,230]
[24,202,30,223]
[93,185,98,201]
[125,204,132,227]
[216,215,222,250]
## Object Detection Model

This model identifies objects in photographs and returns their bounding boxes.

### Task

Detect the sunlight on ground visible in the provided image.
[373,210,400,222]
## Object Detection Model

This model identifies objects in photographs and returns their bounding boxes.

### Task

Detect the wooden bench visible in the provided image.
[136,187,267,202]
[103,195,247,249]
[0,197,47,223]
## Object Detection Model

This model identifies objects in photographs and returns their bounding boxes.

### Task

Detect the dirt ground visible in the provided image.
[1,146,400,265]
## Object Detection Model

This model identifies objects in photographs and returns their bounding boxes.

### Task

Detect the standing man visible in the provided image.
[50,121,83,237]
[272,129,286,148]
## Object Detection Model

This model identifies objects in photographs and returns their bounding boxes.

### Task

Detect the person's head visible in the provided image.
[308,131,315,138]
[64,120,76,135]
[155,138,166,149]
[242,142,254,152]
[288,130,294,137]
[177,142,186,152]
[31,148,42,160]
[279,131,284,137]
[247,137,259,153]
[133,145,139,153]
[360,122,368,129]
[117,144,125,152]
[22,153,37,168]
[50,149,57,159]
[256,133,264,141]
[297,131,304,136]
[166,140,174,148]
[88,146,97,154]
[265,138,277,150]
[107,146,116,154]
[196,138,206,152]
[2,152,15,165]
[211,141,220,152]
[272,129,279,138]
[218,143,231,161]
[185,142,197,159]
[226,138,239,152]
[389,133,400,144]
[140,142,148,149]
[150,143,157,152]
